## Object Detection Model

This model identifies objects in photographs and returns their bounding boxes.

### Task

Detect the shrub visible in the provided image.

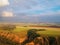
[0,24,16,31]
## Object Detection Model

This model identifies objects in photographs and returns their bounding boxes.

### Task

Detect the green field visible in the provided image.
[1,26,59,38]
[0,25,60,38]
[0,24,60,45]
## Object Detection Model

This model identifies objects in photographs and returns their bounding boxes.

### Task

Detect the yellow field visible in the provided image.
[11,26,60,38]
[0,24,60,45]
[0,24,60,38]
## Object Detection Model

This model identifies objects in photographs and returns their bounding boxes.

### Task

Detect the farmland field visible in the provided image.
[0,23,60,45]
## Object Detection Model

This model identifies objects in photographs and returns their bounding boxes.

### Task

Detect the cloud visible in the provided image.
[0,0,10,7]
[11,0,60,15]
[0,0,60,16]
[2,11,14,17]
[39,10,60,16]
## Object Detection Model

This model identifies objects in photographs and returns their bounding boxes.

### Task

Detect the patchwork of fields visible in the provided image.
[0,24,60,45]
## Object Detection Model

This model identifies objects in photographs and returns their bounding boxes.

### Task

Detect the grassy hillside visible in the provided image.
[0,24,60,45]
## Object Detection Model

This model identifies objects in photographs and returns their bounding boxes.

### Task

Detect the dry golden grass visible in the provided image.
[0,24,60,45]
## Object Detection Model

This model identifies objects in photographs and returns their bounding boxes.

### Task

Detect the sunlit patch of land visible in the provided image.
[0,23,60,37]
[0,23,60,45]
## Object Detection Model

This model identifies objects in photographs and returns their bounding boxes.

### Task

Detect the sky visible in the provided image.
[0,0,60,23]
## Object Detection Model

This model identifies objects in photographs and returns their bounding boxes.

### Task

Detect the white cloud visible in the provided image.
[2,11,14,17]
[12,0,60,13]
[38,10,60,16]
[0,0,9,7]
[26,10,60,17]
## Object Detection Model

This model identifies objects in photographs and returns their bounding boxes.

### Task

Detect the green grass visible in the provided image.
[0,25,60,45]
[38,30,60,36]
[12,26,60,37]
[0,26,60,37]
